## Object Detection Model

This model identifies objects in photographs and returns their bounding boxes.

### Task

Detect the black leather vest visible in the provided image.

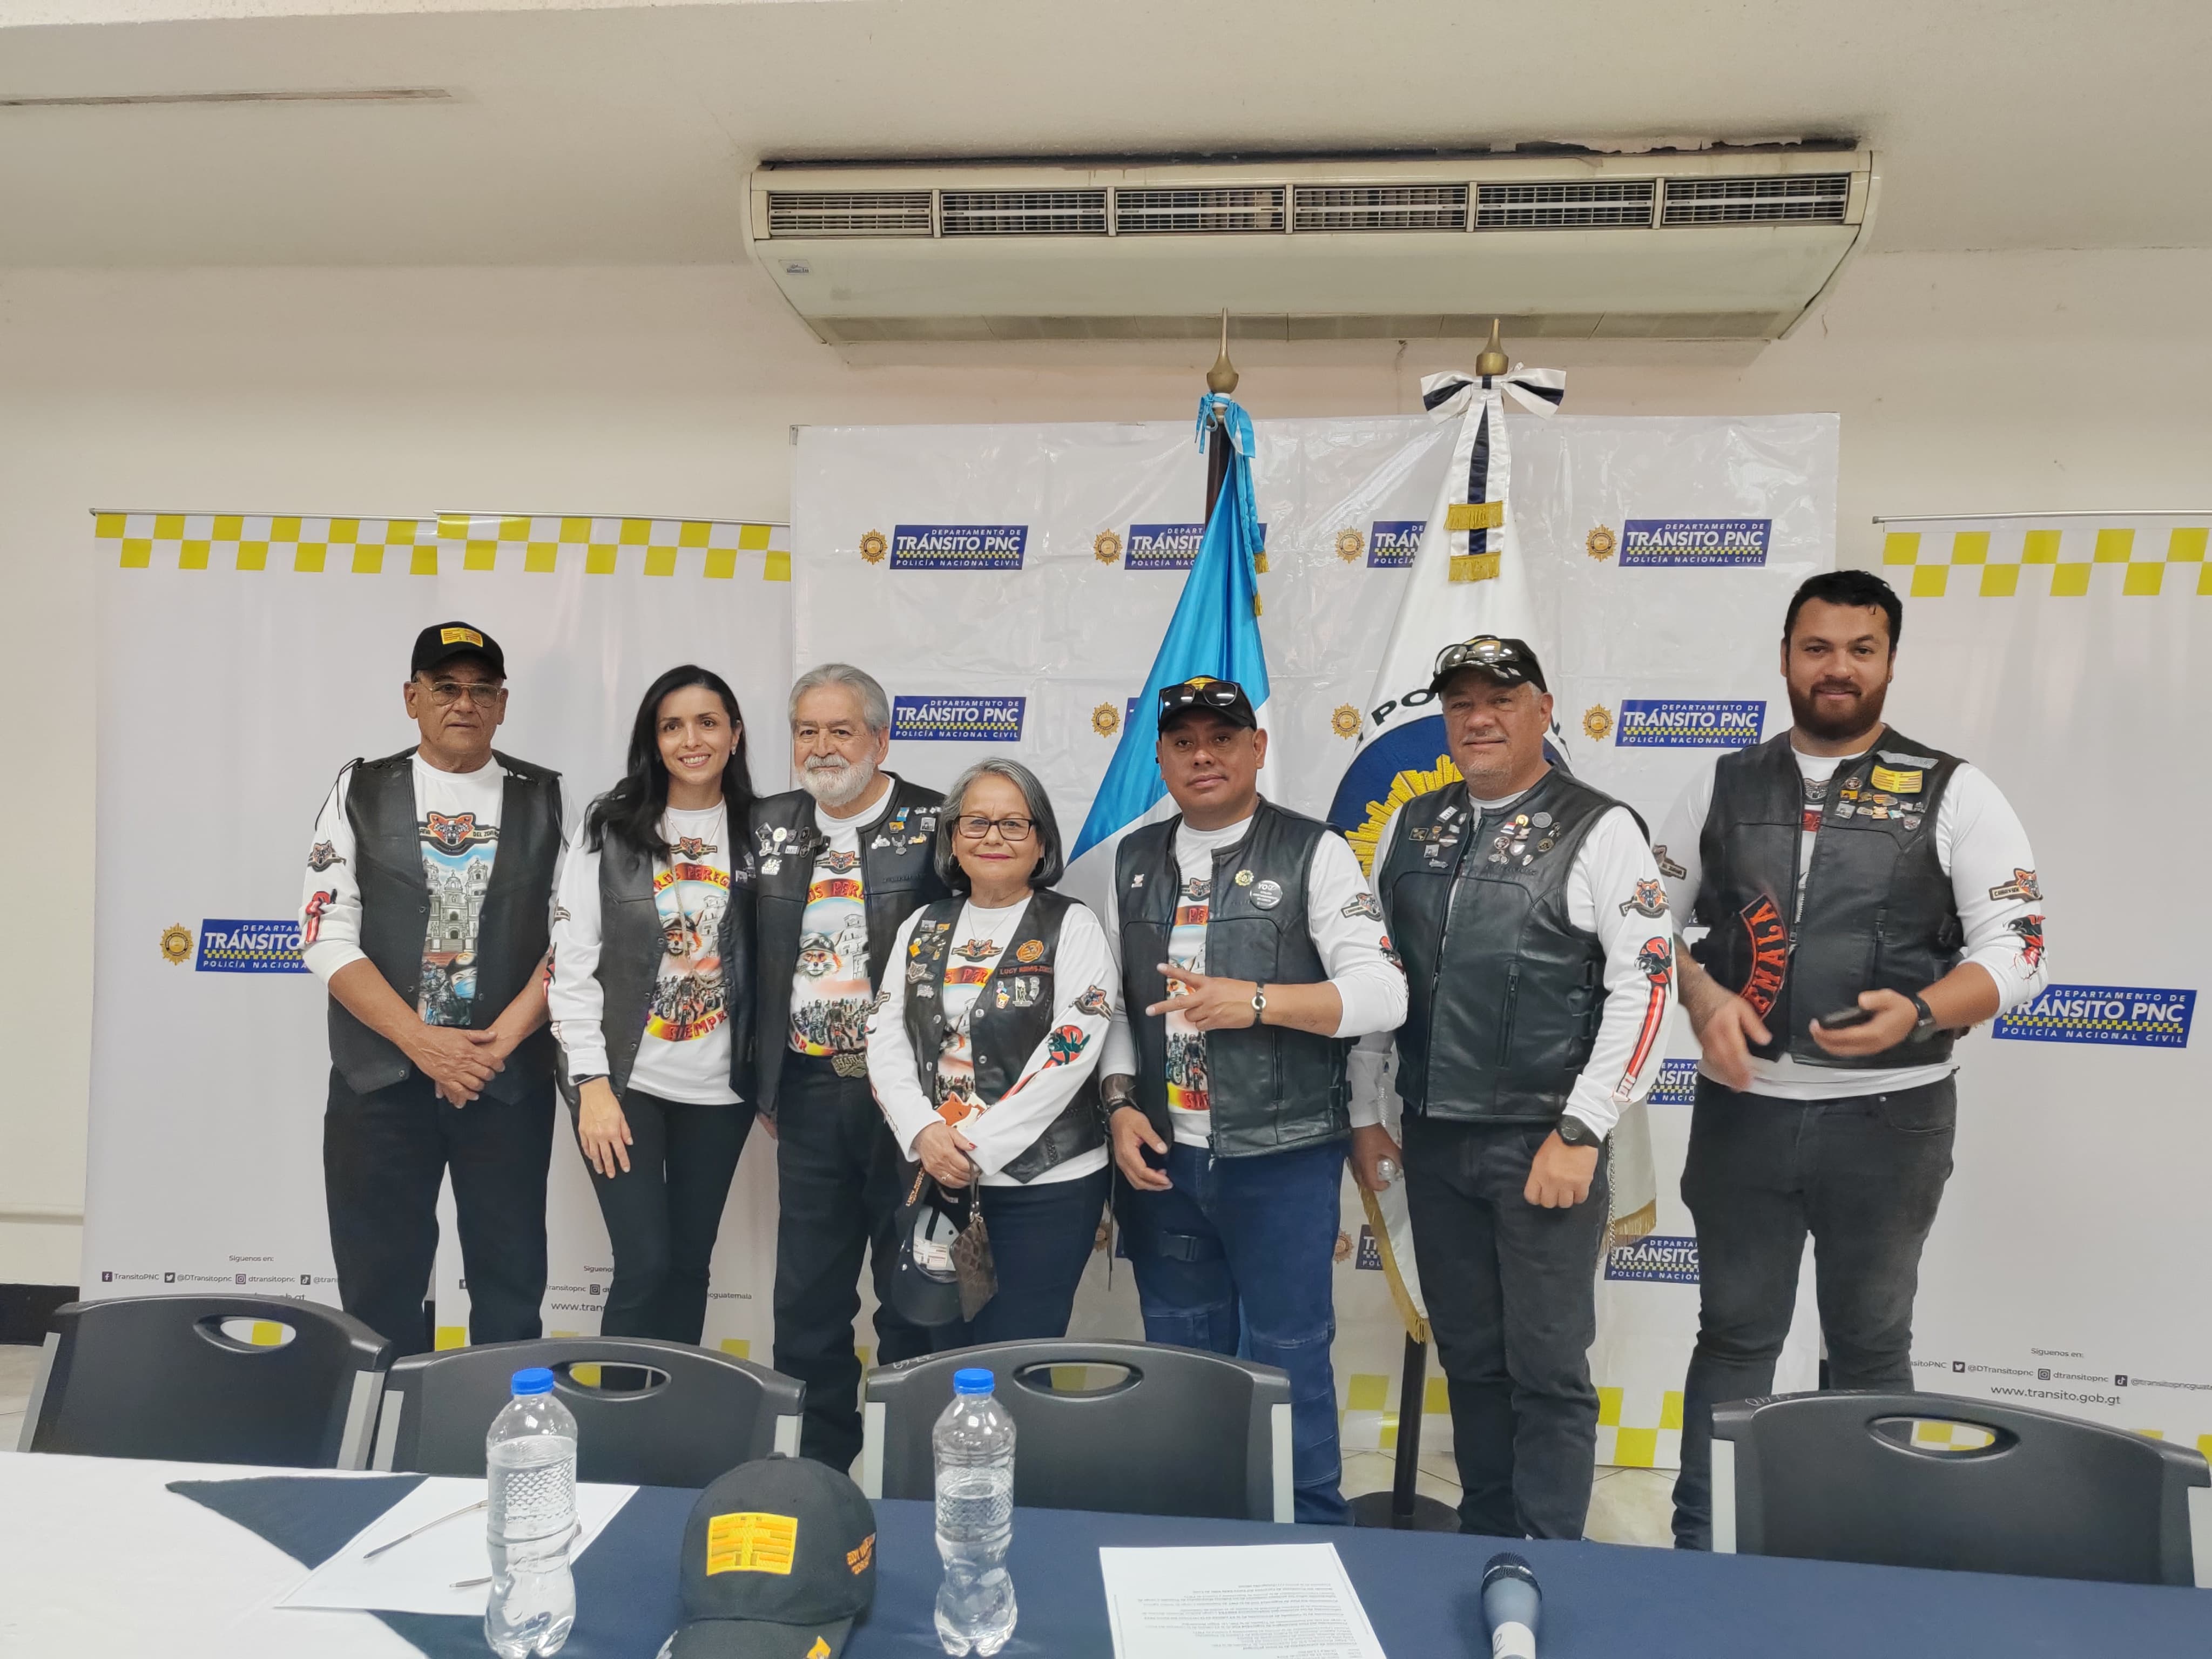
[1378,770,1624,1123]
[330,746,562,1101]
[1114,800,1350,1158]
[1692,729,1965,1068]
[749,777,952,1116]
[900,889,1105,1183]
[559,819,756,1105]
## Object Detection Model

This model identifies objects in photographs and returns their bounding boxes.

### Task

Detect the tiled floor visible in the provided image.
[0,1341,1677,1544]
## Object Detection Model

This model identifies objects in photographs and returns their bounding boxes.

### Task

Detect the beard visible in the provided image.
[1789,676,1889,743]
[801,753,877,809]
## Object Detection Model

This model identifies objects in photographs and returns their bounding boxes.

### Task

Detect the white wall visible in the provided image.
[3,246,2206,1284]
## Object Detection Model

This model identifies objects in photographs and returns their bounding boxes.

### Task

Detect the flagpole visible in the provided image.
[1203,309,1237,516]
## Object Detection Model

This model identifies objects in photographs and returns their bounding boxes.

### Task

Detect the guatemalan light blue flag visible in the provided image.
[1068,394,1271,890]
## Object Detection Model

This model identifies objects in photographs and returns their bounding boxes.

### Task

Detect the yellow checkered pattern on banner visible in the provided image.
[1338,1371,1451,1454]
[98,512,791,581]
[1593,1386,1685,1469]
[1880,523,2211,598]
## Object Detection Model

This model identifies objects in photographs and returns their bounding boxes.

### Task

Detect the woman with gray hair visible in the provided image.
[865,757,1117,1345]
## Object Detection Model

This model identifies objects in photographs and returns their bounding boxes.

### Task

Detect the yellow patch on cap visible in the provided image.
[1870,766,1923,794]
[705,1512,798,1576]
[807,1639,832,1659]
[846,1533,875,1574]
[440,626,484,648]
[1181,675,1217,687]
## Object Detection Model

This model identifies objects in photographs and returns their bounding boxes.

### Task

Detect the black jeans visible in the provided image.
[771,1055,933,1471]
[1403,1117,1611,1540]
[578,1087,756,1345]
[932,1166,1111,1351]
[323,1066,555,1357]
[1671,1075,1957,1548]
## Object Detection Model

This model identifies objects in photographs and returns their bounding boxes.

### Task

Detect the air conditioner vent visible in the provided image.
[940,189,1108,237]
[1293,184,1469,232]
[1476,180,1657,231]
[764,190,933,238]
[1116,186,1286,235]
[1662,174,1851,225]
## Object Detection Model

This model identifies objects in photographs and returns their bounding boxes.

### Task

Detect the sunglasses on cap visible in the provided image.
[1430,636,1547,693]
[1158,678,1248,714]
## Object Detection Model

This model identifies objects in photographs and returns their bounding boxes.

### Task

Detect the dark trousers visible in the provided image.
[932,1166,1111,1352]
[578,1087,755,1346]
[771,1055,933,1472]
[323,1066,555,1358]
[1403,1117,1611,1540]
[1671,1075,1957,1548]
[1121,1138,1350,1526]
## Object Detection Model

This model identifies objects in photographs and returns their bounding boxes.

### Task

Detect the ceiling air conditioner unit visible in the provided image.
[747,151,1875,345]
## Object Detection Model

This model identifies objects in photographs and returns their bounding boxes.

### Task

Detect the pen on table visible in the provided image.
[362,1498,488,1560]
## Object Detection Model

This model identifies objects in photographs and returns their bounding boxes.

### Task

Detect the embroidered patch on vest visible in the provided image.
[1736,895,1789,1017]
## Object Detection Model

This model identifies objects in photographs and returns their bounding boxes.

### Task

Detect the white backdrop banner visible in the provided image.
[1879,514,2210,1459]
[86,512,792,1362]
[792,412,1838,1466]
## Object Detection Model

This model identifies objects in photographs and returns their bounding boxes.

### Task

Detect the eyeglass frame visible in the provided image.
[413,675,507,707]
[952,813,1035,844]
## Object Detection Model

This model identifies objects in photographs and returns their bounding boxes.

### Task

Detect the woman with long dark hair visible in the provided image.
[549,665,757,1343]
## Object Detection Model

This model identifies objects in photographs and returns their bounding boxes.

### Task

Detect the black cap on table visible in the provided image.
[670,1455,879,1658]
[410,622,506,680]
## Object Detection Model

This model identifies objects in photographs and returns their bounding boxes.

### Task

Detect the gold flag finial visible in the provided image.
[1206,308,1240,394]
[1475,317,1508,377]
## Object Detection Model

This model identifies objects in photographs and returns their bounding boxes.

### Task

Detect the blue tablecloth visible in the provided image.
[175,1478,2212,1657]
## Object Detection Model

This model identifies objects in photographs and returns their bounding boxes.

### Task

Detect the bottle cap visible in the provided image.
[511,1366,555,1395]
[953,1367,995,1395]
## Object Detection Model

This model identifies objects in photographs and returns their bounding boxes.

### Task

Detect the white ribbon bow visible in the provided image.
[1419,366,1566,582]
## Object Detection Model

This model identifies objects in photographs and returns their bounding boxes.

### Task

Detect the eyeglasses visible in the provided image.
[1432,638,1521,677]
[954,814,1035,844]
[421,679,503,707]
[1157,679,1248,713]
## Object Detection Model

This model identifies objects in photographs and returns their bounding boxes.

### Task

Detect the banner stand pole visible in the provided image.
[1349,1332,1460,1531]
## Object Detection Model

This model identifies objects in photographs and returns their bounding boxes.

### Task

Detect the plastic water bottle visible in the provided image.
[933,1367,1017,1656]
[485,1366,578,1658]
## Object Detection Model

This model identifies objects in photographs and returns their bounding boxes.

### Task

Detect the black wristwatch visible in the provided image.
[1908,993,1939,1042]
[1555,1114,1604,1148]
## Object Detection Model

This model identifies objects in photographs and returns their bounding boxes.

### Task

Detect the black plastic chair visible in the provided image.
[372,1337,804,1488]
[1712,1390,2210,1584]
[19,1296,391,1469]
[860,1339,1292,1522]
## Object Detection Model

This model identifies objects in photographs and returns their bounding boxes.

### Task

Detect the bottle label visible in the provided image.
[705,1510,799,1576]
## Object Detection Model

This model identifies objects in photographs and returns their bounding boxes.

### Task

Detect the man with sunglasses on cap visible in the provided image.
[1354,635,1674,1540]
[298,623,565,1355]
[1097,676,1407,1525]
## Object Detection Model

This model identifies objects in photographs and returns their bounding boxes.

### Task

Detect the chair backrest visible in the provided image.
[861,1339,1292,1522]
[22,1296,391,1469]
[373,1337,804,1488]
[1713,1390,2210,1585]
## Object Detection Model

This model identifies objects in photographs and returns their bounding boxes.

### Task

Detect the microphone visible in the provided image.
[1481,1553,1541,1659]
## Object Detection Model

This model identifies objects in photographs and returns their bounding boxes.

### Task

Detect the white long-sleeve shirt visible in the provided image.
[1655,743,2048,1100]
[1097,812,1409,1148]
[1351,786,1676,1138]
[548,804,743,1107]
[866,896,1117,1187]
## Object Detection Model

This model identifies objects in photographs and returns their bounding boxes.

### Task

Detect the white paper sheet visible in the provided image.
[1098,1544,1388,1659]
[278,1476,636,1617]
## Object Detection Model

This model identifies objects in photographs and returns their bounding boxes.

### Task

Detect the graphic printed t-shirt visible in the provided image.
[300,753,507,1027]
[787,795,894,1058]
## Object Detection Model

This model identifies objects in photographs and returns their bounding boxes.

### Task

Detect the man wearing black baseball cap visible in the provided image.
[296,622,565,1354]
[1095,676,1407,1524]
[667,1456,878,1658]
[1354,635,1675,1540]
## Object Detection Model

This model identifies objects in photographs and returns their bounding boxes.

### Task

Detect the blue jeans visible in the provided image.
[1120,1138,1349,1525]
[933,1167,1112,1351]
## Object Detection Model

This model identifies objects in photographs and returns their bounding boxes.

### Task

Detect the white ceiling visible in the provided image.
[2,0,2208,267]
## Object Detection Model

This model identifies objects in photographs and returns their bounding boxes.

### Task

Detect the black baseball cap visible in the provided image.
[886,1162,972,1331]
[410,622,505,680]
[1157,676,1258,732]
[1429,635,1547,696]
[671,1456,879,1659]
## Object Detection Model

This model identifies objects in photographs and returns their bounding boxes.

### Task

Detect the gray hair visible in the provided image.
[788,662,891,734]
[934,757,1067,893]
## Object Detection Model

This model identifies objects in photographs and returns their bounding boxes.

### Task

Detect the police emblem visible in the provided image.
[1093,530,1123,565]
[1620,877,1669,919]
[1015,940,1045,964]
[1250,879,1284,910]
[1334,528,1364,563]
[307,840,345,872]
[1091,702,1121,739]
[1586,524,1617,562]
[1331,704,1361,740]
[159,923,193,966]
[859,529,888,564]
[1582,705,1614,741]
[1075,984,1112,1017]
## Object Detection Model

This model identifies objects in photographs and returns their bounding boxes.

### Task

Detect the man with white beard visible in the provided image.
[749,663,952,1468]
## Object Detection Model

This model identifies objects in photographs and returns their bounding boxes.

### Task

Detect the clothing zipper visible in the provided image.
[1497,963,1521,1067]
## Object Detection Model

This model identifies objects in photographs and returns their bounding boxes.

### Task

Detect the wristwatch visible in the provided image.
[1908,993,1939,1042]
[1555,1114,1604,1149]
[1251,981,1269,1026]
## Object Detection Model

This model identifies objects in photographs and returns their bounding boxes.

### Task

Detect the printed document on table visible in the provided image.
[1098,1543,1388,1659]
[279,1475,635,1616]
